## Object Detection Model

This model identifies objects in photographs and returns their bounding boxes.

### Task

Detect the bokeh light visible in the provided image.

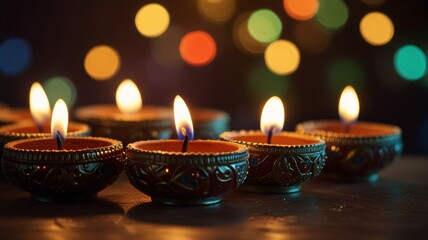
[197,0,236,23]
[151,26,184,69]
[265,40,300,75]
[84,45,120,81]
[233,12,268,55]
[293,20,331,54]
[247,63,290,102]
[316,0,348,30]
[394,45,427,81]
[43,76,77,108]
[0,38,31,76]
[179,31,217,66]
[360,12,394,46]
[135,3,170,38]
[283,0,319,21]
[248,9,282,43]
[328,58,365,94]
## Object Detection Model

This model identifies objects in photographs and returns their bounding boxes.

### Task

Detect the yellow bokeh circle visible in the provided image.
[84,45,120,81]
[135,3,170,37]
[265,40,300,75]
[360,12,394,46]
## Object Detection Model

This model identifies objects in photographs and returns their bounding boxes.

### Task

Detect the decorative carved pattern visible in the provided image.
[296,120,403,179]
[232,161,248,186]
[2,158,123,199]
[325,142,402,176]
[216,166,233,183]
[124,139,249,204]
[246,151,326,187]
[2,137,124,201]
[125,159,248,199]
[0,123,90,179]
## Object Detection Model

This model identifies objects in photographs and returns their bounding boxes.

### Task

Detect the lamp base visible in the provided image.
[151,196,222,206]
[240,184,301,194]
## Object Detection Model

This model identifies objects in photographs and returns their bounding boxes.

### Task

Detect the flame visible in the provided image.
[29,82,51,126]
[338,85,360,125]
[51,99,68,141]
[115,79,142,114]
[174,95,194,141]
[260,96,285,136]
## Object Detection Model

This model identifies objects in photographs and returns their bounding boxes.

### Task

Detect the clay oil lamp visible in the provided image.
[125,95,249,205]
[0,83,90,178]
[75,79,173,146]
[296,86,402,182]
[2,99,124,202]
[221,96,327,193]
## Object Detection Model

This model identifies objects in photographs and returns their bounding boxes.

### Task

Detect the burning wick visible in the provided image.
[174,95,193,153]
[267,127,274,144]
[181,127,189,152]
[55,130,65,150]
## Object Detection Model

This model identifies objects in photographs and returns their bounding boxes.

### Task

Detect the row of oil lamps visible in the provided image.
[0,80,402,205]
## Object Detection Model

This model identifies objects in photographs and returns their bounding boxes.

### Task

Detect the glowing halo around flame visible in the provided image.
[115,79,143,114]
[338,85,360,126]
[29,82,51,127]
[260,96,285,137]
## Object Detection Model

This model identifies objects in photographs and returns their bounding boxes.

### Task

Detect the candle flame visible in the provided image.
[29,82,51,127]
[260,96,285,136]
[174,95,194,141]
[51,99,68,141]
[115,79,142,114]
[339,85,360,125]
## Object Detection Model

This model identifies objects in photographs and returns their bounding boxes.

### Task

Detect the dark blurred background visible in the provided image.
[0,0,427,153]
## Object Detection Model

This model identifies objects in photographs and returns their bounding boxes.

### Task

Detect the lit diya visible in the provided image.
[75,79,173,146]
[125,95,249,205]
[296,86,402,182]
[221,96,327,193]
[0,83,90,178]
[2,99,124,202]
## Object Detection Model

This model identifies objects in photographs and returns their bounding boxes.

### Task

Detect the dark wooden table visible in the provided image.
[1,156,427,240]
